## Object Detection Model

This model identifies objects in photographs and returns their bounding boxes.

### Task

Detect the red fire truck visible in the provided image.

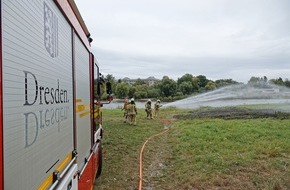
[0,0,111,189]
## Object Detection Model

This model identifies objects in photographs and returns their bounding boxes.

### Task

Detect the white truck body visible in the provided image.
[1,0,104,189]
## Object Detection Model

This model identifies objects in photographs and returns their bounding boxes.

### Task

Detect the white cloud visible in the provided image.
[75,0,290,83]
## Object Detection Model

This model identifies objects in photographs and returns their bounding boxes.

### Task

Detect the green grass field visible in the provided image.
[94,107,290,190]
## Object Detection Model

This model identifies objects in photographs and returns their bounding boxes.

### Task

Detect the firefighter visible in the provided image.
[121,99,129,123]
[145,99,153,119]
[127,98,137,125]
[154,99,161,118]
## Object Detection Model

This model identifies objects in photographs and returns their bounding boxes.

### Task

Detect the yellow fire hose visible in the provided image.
[138,129,169,190]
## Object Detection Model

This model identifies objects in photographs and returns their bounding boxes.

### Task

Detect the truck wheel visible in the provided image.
[96,146,102,178]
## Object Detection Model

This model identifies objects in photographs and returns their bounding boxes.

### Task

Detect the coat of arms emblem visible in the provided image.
[44,2,58,58]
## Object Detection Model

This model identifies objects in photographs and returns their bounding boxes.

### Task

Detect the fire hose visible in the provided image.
[138,129,169,190]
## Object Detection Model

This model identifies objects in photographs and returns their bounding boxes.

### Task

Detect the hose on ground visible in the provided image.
[138,129,169,190]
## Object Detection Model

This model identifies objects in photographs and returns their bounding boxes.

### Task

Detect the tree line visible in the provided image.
[101,74,289,101]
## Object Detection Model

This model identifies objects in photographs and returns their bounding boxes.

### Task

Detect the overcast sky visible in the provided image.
[74,0,290,83]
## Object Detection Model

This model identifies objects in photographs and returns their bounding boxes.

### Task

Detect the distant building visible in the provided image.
[146,76,160,86]
[123,76,160,86]
[122,77,134,85]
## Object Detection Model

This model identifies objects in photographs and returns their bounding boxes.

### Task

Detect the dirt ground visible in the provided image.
[174,107,290,120]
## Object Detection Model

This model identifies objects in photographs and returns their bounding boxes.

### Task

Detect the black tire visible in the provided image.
[96,145,102,178]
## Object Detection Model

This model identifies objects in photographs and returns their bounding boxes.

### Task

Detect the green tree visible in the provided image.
[115,83,129,98]
[134,91,147,99]
[106,74,116,93]
[159,76,177,97]
[276,77,284,86]
[147,88,161,98]
[134,78,146,86]
[205,81,216,90]
[179,81,193,95]
[270,77,284,86]
[177,73,193,85]
[134,84,148,99]
[106,74,115,82]
[248,76,271,88]
[215,79,239,88]
[285,80,290,88]
[192,77,200,92]
[196,75,208,88]
[248,76,260,84]
[128,86,136,98]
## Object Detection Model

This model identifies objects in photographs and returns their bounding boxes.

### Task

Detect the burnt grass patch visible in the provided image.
[174,107,290,120]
